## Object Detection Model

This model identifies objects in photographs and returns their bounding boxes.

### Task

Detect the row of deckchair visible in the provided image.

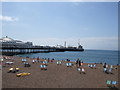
[106,80,117,88]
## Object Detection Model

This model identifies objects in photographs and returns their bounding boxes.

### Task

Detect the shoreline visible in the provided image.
[1,56,119,88]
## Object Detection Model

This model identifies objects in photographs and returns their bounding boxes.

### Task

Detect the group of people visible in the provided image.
[76,59,86,74]
[103,63,113,74]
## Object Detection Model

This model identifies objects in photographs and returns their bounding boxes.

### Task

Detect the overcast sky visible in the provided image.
[0,1,118,50]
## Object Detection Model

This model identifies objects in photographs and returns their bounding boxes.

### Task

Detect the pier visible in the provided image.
[0,36,84,56]
[1,46,84,56]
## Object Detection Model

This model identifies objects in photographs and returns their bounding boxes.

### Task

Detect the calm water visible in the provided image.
[17,50,118,65]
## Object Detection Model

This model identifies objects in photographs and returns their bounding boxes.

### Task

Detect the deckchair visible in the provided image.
[108,68,112,74]
[77,68,81,74]
[5,62,14,65]
[106,80,112,87]
[66,63,72,67]
[8,67,20,73]
[93,64,96,69]
[66,63,69,67]
[57,61,62,65]
[82,68,86,74]
[110,65,113,69]
[90,64,93,69]
[106,80,117,88]
[40,65,47,70]
[111,81,117,88]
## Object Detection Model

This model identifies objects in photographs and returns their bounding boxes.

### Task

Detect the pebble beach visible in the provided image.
[1,56,119,88]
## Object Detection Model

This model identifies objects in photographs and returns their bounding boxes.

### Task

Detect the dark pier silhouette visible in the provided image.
[0,36,84,56]
[1,46,84,56]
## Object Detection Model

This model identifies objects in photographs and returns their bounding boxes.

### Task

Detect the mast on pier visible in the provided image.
[64,41,67,48]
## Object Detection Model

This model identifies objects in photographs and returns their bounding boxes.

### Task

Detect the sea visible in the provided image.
[16,49,119,65]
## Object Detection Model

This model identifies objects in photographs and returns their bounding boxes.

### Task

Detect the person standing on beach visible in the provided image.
[76,59,81,67]
[103,63,106,68]
[37,57,39,63]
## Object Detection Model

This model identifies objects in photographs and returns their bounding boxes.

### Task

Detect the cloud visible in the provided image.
[1,0,120,2]
[0,15,19,22]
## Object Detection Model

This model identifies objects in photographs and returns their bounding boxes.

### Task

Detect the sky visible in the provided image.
[0,1,118,50]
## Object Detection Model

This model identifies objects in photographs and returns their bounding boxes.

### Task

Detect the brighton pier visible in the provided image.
[0,36,84,56]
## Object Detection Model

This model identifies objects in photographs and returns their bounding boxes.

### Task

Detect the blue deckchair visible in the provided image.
[111,81,117,87]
